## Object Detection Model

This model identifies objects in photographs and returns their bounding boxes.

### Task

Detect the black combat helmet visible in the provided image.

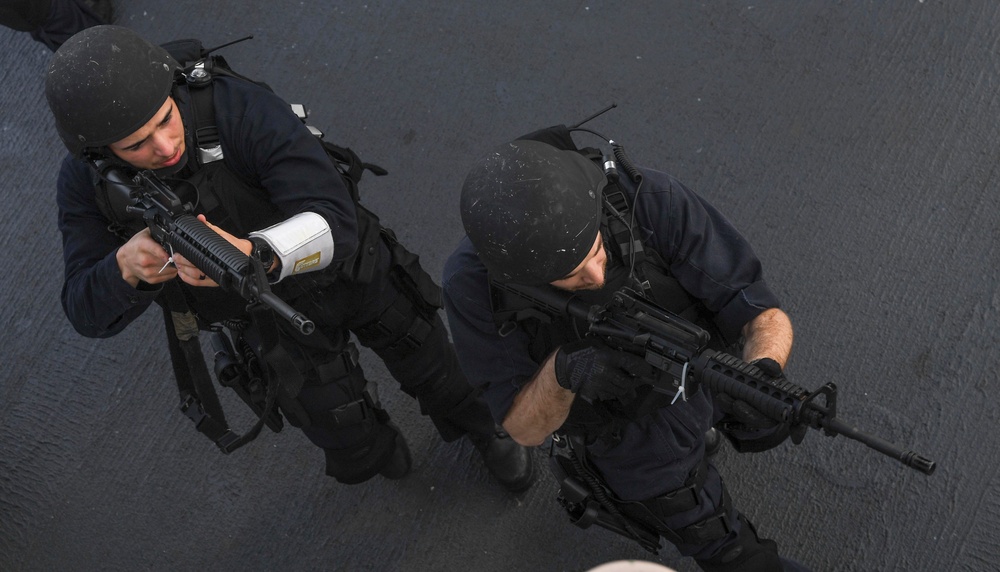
[45,25,178,157]
[461,139,607,284]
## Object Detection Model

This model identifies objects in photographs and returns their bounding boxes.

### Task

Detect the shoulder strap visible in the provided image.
[181,52,388,204]
[183,57,225,165]
[601,182,653,297]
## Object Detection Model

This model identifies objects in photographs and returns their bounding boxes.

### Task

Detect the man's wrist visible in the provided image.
[248,237,277,274]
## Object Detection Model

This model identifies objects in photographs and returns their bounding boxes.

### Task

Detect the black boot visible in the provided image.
[378,431,412,480]
[705,427,723,457]
[470,426,535,492]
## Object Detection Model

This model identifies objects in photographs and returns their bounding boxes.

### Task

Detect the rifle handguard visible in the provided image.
[695,350,810,423]
[169,214,249,288]
[168,215,315,335]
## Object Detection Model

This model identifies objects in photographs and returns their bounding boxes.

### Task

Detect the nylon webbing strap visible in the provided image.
[159,283,239,450]
[602,186,653,299]
[187,60,220,152]
[158,282,289,454]
[214,302,284,453]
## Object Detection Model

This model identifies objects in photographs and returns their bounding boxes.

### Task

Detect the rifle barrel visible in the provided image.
[820,416,936,475]
[258,291,315,335]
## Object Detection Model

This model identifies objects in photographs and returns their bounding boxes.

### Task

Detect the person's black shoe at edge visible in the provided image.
[470,426,535,492]
[378,431,413,480]
[705,427,723,457]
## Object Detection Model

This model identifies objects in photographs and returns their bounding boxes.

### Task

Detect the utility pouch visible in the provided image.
[380,225,443,316]
[339,203,383,285]
[547,439,662,553]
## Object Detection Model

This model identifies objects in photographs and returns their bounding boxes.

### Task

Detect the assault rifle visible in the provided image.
[94,160,315,335]
[494,282,936,475]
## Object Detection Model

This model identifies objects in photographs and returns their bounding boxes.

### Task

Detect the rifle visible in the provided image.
[94,160,315,335]
[494,281,937,476]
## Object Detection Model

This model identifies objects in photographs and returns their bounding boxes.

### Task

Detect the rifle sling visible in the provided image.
[158,280,286,454]
[159,281,237,448]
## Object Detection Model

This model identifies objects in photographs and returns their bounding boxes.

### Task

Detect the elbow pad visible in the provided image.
[248,212,334,281]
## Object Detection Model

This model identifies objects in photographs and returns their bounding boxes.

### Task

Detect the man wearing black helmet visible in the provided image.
[48,25,533,491]
[443,135,808,570]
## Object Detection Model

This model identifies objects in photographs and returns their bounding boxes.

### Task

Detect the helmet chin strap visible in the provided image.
[152,148,190,177]
[84,147,130,171]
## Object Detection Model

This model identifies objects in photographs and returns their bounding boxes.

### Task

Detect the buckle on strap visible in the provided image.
[676,483,735,546]
[642,457,709,517]
[646,483,700,516]
[677,511,732,545]
[179,393,240,452]
[180,394,207,426]
[315,344,361,384]
[325,377,380,427]
[329,399,369,427]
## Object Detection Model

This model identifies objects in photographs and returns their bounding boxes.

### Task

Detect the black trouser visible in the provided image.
[274,238,494,484]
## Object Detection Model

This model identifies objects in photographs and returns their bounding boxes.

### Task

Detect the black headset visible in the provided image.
[568,103,646,287]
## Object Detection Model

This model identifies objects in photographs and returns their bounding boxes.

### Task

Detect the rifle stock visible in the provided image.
[495,281,936,475]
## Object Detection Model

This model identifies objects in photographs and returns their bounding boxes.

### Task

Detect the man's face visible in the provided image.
[108,96,186,170]
[550,232,607,291]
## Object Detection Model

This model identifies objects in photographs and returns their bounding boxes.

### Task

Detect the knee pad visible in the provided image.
[697,514,782,572]
[292,345,401,484]
[321,420,400,484]
[308,374,400,484]
[280,343,364,428]
[298,347,387,437]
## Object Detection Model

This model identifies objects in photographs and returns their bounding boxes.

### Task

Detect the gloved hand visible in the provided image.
[752,357,783,378]
[717,357,783,428]
[716,357,805,452]
[553,338,652,404]
[715,392,777,430]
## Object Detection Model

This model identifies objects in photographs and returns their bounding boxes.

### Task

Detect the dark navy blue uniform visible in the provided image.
[443,167,806,570]
[56,75,494,484]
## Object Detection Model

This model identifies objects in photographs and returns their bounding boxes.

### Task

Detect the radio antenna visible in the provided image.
[571,103,617,128]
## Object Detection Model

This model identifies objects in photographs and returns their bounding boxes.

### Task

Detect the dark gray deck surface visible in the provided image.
[2,2,996,571]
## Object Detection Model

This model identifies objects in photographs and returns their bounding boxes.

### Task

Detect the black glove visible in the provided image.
[753,357,783,378]
[717,357,783,428]
[716,357,805,452]
[716,392,777,430]
[753,357,806,443]
[554,339,651,404]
